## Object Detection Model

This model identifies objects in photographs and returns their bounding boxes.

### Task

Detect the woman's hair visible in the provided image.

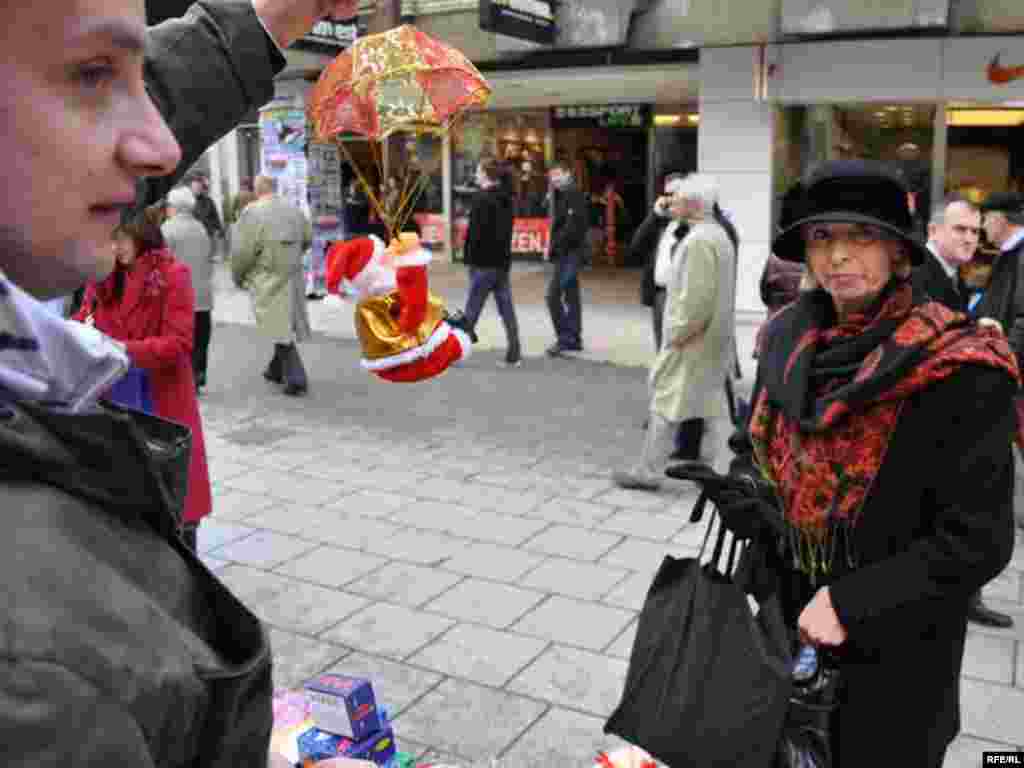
[113,208,166,252]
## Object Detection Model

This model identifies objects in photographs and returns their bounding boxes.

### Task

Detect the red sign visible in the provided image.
[511,217,551,257]
[416,214,551,258]
[413,213,449,247]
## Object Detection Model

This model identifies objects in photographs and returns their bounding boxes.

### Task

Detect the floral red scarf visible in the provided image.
[749,278,1019,578]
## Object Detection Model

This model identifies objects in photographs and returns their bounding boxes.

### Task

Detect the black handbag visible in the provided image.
[604,494,794,768]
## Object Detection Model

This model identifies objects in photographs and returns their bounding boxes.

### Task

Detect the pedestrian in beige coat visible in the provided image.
[614,174,737,491]
[232,175,313,395]
[164,185,215,390]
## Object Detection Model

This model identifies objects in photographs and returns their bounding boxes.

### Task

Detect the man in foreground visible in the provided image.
[0,1,356,764]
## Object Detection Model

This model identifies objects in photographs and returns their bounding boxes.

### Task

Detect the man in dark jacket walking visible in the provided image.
[190,172,226,248]
[459,157,521,366]
[545,159,589,356]
[0,1,359,765]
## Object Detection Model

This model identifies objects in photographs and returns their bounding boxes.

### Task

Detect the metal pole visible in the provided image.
[932,104,947,211]
[442,131,452,262]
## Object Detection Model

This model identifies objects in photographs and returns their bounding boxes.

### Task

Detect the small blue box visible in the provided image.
[303,673,383,740]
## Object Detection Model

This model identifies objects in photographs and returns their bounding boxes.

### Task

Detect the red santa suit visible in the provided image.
[326,234,472,383]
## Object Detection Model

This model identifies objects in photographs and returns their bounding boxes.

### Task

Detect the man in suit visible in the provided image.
[915,196,979,312]
[233,175,314,396]
[914,195,1015,629]
[982,193,1024,358]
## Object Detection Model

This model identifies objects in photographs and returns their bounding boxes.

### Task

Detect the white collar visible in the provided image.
[0,273,128,412]
[1001,228,1024,253]
[925,241,959,280]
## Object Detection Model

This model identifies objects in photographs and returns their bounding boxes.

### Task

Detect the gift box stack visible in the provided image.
[294,673,412,767]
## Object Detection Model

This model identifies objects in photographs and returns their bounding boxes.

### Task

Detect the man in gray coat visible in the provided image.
[0,1,358,766]
[163,185,215,391]
[613,174,737,491]
[232,174,314,395]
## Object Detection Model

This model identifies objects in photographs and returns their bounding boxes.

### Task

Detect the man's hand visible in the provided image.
[252,0,359,50]
[798,587,847,647]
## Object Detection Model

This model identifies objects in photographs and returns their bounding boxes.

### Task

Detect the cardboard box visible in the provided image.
[303,674,383,740]
[297,725,397,766]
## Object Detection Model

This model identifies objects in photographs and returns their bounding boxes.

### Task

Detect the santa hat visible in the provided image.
[326,235,391,298]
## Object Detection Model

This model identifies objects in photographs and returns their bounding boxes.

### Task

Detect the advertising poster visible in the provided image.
[307,140,344,295]
[260,106,309,218]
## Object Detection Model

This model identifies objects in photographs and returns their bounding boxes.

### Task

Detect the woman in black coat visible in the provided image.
[726,161,1018,767]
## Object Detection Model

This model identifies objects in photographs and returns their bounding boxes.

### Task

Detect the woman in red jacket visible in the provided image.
[76,210,212,549]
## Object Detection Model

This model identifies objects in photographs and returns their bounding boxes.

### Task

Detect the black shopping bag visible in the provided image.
[604,514,793,768]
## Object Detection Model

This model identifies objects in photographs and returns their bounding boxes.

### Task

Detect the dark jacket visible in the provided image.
[464,184,515,271]
[912,249,967,313]
[1,2,285,764]
[631,210,672,307]
[758,254,804,312]
[549,184,589,261]
[973,244,1018,339]
[744,316,1016,764]
[194,193,224,239]
[0,402,273,767]
[1007,238,1024,362]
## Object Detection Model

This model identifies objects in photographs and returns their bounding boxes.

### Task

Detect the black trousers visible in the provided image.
[193,310,212,385]
[266,343,308,391]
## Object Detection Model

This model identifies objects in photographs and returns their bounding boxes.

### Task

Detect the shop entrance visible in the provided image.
[775,104,937,238]
[551,122,649,267]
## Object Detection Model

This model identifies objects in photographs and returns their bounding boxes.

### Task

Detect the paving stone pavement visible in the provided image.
[198,265,1023,767]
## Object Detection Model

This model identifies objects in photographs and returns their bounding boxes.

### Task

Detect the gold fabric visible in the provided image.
[355,291,446,360]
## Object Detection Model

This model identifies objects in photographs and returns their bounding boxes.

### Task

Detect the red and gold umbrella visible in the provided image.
[308,25,491,237]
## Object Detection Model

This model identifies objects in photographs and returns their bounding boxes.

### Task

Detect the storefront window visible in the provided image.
[449,109,553,261]
[773,104,935,237]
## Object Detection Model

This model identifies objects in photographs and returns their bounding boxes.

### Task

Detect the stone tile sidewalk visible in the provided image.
[197,411,1024,767]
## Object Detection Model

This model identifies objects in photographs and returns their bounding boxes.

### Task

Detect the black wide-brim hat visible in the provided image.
[773,159,930,266]
[981,191,1024,226]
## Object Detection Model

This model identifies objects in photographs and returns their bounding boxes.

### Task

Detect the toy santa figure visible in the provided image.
[326,233,473,383]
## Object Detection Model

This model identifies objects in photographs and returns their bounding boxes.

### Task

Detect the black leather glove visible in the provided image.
[666,462,785,540]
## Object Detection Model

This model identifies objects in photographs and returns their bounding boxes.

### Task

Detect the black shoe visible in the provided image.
[668,449,700,461]
[306,291,326,301]
[546,343,565,358]
[283,383,308,397]
[446,310,478,343]
[968,597,1014,629]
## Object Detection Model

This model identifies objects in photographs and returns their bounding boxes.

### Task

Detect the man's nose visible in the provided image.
[117,89,182,179]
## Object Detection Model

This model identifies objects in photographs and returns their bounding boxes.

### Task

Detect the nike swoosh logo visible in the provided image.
[988,52,1024,85]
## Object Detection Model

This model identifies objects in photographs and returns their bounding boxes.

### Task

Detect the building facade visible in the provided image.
[197,0,1024,313]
